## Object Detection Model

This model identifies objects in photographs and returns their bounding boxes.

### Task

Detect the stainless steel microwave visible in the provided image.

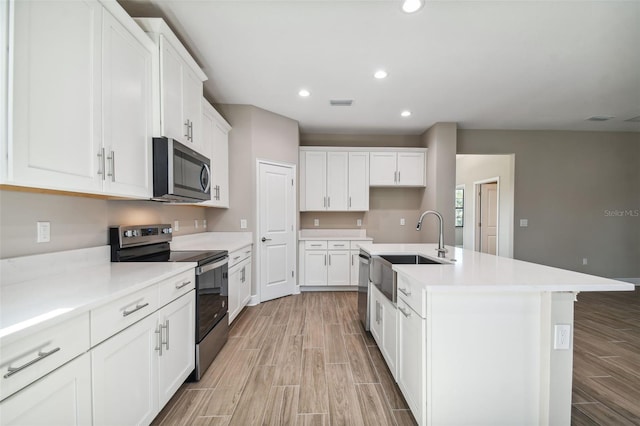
[152,137,211,202]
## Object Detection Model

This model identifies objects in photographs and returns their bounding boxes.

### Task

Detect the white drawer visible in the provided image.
[349,241,364,250]
[0,312,90,401]
[305,240,327,250]
[229,245,252,267]
[158,270,195,307]
[91,285,158,346]
[328,240,349,250]
[396,272,427,318]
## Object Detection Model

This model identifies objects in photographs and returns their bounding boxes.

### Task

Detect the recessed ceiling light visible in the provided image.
[401,110,412,117]
[374,70,388,79]
[402,0,424,13]
[298,89,310,97]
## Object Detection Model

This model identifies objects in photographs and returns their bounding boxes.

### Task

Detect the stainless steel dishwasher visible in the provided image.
[357,251,372,330]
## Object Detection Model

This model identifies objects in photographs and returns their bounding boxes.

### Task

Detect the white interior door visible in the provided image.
[479,182,498,255]
[258,161,296,302]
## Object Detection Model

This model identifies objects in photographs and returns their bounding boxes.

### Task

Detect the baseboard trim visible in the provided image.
[300,286,357,292]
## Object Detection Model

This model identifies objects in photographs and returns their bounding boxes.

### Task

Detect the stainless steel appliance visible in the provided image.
[152,137,211,202]
[358,251,372,329]
[370,255,398,303]
[109,224,228,381]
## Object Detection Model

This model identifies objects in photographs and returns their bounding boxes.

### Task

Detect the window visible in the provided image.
[455,188,464,227]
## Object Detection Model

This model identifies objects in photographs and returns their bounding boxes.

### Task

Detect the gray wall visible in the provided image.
[457,130,640,278]
[0,189,208,259]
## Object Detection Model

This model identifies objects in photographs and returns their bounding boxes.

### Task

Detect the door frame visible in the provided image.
[473,177,500,254]
[255,158,298,304]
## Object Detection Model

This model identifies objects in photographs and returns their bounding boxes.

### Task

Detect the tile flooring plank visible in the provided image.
[572,402,638,426]
[286,303,306,336]
[257,324,288,366]
[320,292,339,324]
[230,305,263,337]
[355,383,396,426]
[325,363,365,426]
[344,333,378,383]
[367,345,408,409]
[156,389,209,426]
[195,388,242,417]
[298,348,329,414]
[191,416,231,426]
[228,365,276,426]
[274,335,304,386]
[272,296,294,326]
[392,409,418,426]
[303,317,325,349]
[261,386,299,426]
[217,349,259,390]
[187,336,244,390]
[296,414,328,426]
[324,323,348,364]
[243,313,272,350]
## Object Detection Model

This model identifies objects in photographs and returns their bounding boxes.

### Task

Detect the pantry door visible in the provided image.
[257,160,297,302]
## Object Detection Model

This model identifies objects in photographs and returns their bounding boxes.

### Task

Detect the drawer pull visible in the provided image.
[122,302,149,317]
[398,287,412,297]
[310,244,322,247]
[3,347,61,378]
[333,244,345,247]
[399,307,412,318]
[175,280,192,289]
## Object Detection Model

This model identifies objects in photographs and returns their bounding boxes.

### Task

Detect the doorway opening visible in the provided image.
[474,179,499,255]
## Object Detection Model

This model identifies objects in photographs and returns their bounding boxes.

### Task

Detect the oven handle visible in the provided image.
[196,257,228,275]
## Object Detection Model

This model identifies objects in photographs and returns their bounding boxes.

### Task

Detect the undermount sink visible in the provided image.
[378,254,444,265]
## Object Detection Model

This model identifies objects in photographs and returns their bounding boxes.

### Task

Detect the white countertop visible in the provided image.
[358,243,635,293]
[0,247,195,340]
[171,231,253,252]
[299,228,373,241]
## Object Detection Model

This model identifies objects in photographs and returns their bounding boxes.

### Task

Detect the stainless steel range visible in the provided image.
[109,224,228,381]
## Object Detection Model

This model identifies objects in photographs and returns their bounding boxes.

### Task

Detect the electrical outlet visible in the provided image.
[240,219,247,229]
[520,219,528,227]
[314,219,319,227]
[554,324,571,350]
[203,219,207,228]
[400,218,405,226]
[357,219,362,227]
[174,220,180,231]
[194,219,199,229]
[36,221,50,243]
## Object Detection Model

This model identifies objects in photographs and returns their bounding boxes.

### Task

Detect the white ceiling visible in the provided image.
[121,0,640,135]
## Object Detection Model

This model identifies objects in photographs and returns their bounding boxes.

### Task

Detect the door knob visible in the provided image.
[261,237,272,242]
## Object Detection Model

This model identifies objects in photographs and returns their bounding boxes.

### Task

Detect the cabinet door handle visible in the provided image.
[399,306,412,318]
[163,320,170,351]
[394,171,397,183]
[175,280,191,289]
[3,347,61,378]
[398,171,401,183]
[184,119,191,141]
[107,150,115,181]
[155,325,163,356]
[328,197,330,208]
[349,196,352,208]
[97,148,105,179]
[398,287,411,297]
[328,254,331,266]
[122,302,149,317]
[324,254,327,266]
[323,197,326,208]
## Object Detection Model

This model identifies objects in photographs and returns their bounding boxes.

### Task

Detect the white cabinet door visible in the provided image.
[0,354,92,426]
[182,65,203,149]
[397,151,425,186]
[239,258,252,307]
[203,99,231,208]
[157,291,195,409]
[397,298,426,425]
[350,250,360,286]
[369,152,397,186]
[326,152,348,211]
[327,250,350,285]
[303,151,327,211]
[92,313,159,426]
[159,36,184,142]
[369,285,382,344]
[381,295,397,379]
[348,152,369,210]
[102,8,152,198]
[228,262,242,323]
[304,251,328,286]
[10,0,102,192]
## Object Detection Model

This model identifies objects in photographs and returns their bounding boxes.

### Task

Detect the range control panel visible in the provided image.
[110,224,173,248]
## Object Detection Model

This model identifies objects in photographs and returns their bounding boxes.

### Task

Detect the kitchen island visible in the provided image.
[358,243,634,426]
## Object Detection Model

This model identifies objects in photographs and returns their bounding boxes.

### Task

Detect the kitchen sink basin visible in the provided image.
[378,254,444,265]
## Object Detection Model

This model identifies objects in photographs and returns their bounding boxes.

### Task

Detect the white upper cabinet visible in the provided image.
[135,18,207,152]
[4,0,154,198]
[300,148,369,211]
[370,149,426,187]
[201,98,231,208]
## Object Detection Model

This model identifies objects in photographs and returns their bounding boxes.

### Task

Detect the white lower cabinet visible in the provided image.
[0,353,92,426]
[228,245,253,324]
[350,250,360,286]
[397,297,427,426]
[92,290,195,426]
[327,250,350,285]
[368,284,397,378]
[301,240,365,287]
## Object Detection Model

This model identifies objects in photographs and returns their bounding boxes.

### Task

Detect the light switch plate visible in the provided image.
[37,221,50,243]
[400,218,405,226]
[520,219,528,227]
[314,219,319,227]
[554,324,571,350]
[240,219,247,229]
[357,219,362,227]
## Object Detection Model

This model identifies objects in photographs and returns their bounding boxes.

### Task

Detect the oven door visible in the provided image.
[195,256,228,342]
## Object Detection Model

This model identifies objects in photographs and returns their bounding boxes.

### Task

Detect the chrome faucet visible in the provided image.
[416,210,447,258]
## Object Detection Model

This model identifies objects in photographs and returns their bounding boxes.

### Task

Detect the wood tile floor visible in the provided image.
[571,287,640,425]
[153,288,640,426]
[152,292,416,426]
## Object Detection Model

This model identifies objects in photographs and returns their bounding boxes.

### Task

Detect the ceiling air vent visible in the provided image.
[586,115,614,122]
[624,115,640,122]
[330,99,353,107]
